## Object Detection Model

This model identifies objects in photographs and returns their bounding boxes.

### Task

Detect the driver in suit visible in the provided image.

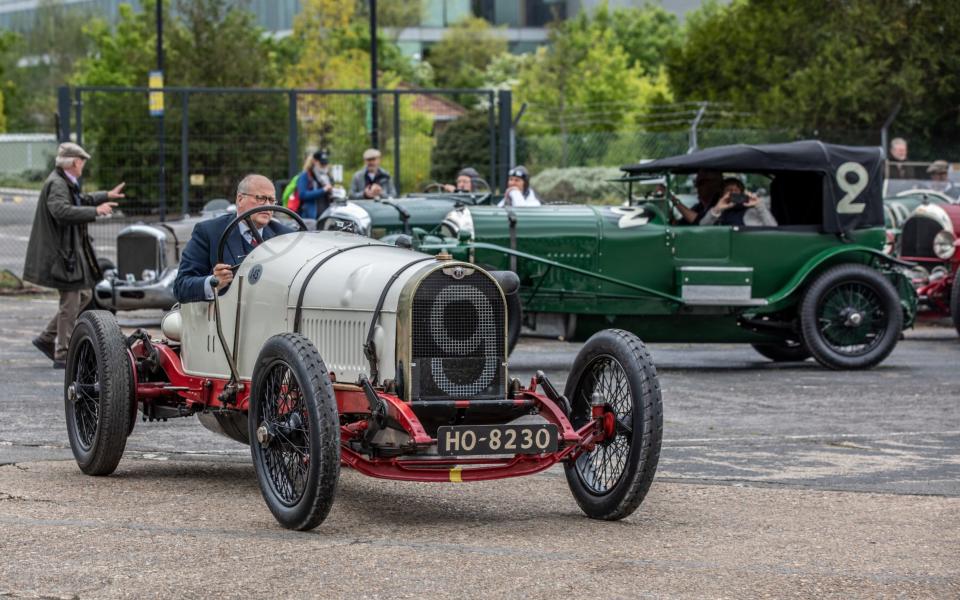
[174,174,293,303]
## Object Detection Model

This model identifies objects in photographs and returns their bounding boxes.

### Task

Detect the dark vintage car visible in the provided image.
[345,141,919,370]
[896,198,960,333]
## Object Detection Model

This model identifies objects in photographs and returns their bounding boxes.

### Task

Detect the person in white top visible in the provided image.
[498,165,542,207]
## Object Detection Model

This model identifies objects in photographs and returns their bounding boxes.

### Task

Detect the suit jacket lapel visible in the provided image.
[225,229,247,265]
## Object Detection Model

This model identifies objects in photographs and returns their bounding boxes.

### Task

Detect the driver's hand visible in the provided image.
[323,183,333,192]
[213,263,234,288]
[442,184,455,193]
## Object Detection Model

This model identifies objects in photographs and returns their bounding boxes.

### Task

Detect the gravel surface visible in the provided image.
[0,295,958,598]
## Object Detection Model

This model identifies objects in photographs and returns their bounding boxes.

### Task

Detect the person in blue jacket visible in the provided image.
[296,149,334,219]
[174,174,293,303]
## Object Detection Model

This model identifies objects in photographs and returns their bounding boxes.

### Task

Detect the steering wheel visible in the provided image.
[216,205,308,267]
[422,182,446,193]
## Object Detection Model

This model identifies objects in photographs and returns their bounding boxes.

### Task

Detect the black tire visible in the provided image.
[506,291,522,355]
[563,329,663,521]
[950,268,960,337]
[751,340,811,362]
[64,310,132,475]
[249,333,340,531]
[799,263,903,370]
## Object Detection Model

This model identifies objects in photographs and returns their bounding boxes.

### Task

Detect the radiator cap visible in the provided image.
[436,250,453,261]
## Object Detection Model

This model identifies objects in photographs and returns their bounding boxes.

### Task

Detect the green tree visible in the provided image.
[73,0,289,214]
[1,0,95,131]
[666,0,960,156]
[428,17,507,93]
[430,111,494,184]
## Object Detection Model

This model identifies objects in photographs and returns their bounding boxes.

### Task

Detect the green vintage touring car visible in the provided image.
[321,141,917,370]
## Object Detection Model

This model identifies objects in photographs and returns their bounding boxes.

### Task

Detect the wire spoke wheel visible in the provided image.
[257,361,311,506]
[63,311,131,476]
[249,333,340,531]
[70,338,101,450]
[800,264,903,370]
[573,355,631,495]
[563,329,662,521]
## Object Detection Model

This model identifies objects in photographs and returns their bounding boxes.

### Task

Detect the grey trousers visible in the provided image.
[38,289,92,360]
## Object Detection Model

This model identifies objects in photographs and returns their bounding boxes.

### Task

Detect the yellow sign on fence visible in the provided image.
[149,70,164,117]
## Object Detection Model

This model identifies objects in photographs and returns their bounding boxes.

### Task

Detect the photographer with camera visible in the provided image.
[700,176,777,227]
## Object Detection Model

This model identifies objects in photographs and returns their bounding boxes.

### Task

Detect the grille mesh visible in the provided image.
[411,268,505,400]
[900,216,942,258]
[117,234,161,279]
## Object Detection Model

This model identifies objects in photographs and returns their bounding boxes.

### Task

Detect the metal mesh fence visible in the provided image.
[0,86,497,281]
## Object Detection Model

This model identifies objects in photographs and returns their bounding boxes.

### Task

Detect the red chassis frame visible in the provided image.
[130,341,610,483]
[904,255,959,319]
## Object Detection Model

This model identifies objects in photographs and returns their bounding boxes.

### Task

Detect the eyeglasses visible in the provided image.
[240,192,276,205]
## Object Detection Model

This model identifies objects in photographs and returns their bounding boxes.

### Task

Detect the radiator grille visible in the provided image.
[900,216,942,259]
[411,269,505,400]
[301,317,368,374]
[117,233,162,280]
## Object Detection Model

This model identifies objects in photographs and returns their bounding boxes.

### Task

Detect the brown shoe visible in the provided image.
[32,337,55,361]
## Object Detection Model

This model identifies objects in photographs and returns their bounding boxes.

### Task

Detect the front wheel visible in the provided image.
[799,263,903,369]
[64,311,132,475]
[249,333,340,531]
[563,329,663,521]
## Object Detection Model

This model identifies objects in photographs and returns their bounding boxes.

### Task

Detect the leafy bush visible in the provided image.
[530,167,626,204]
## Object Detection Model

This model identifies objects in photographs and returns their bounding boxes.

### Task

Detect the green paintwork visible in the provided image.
[416,200,916,343]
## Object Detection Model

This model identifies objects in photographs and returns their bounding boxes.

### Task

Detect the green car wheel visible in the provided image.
[800,263,903,370]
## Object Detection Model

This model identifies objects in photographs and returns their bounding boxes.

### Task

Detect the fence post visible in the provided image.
[288,92,299,178]
[57,87,71,142]
[74,88,83,148]
[393,91,401,195]
[497,90,512,193]
[488,91,496,192]
[180,92,189,217]
[688,102,707,154]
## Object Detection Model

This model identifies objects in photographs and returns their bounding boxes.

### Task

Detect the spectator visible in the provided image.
[174,174,293,304]
[926,160,958,198]
[296,149,334,219]
[889,137,908,161]
[700,177,777,227]
[498,165,541,207]
[443,167,481,193]
[888,137,913,179]
[23,142,125,368]
[349,148,396,199]
[669,169,723,224]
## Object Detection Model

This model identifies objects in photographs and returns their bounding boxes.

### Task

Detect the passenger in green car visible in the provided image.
[700,177,777,227]
[670,169,723,224]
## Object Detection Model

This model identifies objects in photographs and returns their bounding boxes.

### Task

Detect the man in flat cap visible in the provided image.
[23,142,125,368]
[926,160,958,198]
[349,148,396,199]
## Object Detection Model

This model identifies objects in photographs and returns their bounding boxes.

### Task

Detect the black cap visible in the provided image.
[313,150,330,164]
[508,165,529,181]
[458,167,480,179]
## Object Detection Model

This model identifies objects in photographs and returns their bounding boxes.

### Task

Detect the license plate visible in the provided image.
[437,424,559,456]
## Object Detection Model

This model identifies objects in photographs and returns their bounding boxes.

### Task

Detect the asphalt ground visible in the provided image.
[0,295,958,598]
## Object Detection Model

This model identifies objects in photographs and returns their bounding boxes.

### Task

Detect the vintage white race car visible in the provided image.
[64,206,663,530]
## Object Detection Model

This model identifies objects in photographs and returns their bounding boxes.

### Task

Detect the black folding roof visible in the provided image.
[622,140,884,175]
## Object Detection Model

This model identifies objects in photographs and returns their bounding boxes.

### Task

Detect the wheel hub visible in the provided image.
[67,382,77,403]
[841,308,864,327]
[256,422,274,446]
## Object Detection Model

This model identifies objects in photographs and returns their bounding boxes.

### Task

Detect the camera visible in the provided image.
[729,192,748,205]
